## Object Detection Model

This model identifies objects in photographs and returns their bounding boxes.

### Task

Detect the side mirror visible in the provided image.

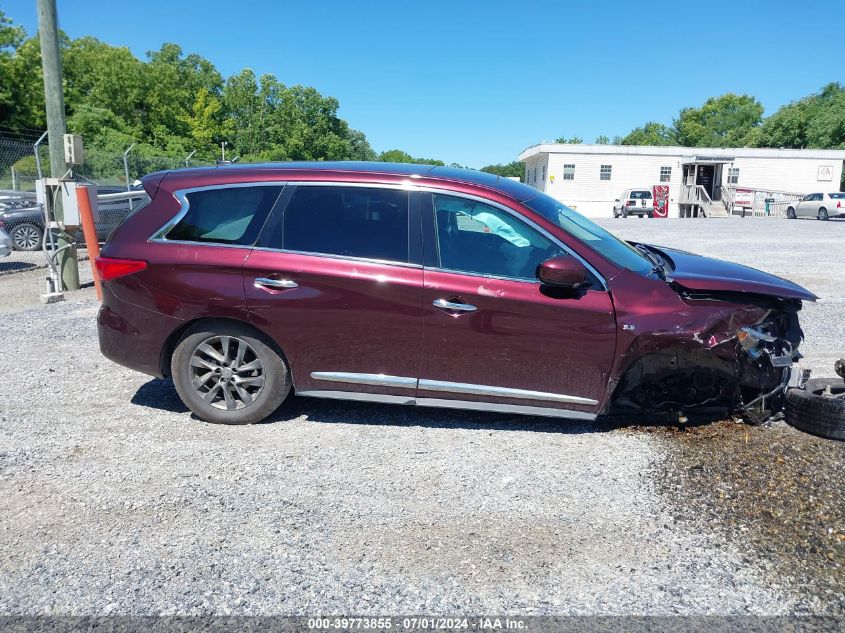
[536,255,588,288]
[614,198,620,202]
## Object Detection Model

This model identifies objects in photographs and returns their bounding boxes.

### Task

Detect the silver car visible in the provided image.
[0,228,11,258]
[786,192,845,220]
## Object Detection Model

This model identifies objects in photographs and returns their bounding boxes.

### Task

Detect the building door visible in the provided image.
[696,165,715,198]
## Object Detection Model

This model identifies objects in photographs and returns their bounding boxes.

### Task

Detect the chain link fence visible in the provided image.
[0,137,203,289]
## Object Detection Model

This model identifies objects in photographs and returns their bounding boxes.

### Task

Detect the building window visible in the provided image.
[659,166,672,182]
[599,164,612,181]
[532,167,537,183]
[563,164,575,181]
[541,164,546,182]
[728,167,740,184]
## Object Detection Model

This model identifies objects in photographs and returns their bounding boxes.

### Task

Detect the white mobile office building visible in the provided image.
[518,144,845,218]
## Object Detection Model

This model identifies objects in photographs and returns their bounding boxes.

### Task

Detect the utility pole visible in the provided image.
[37,0,79,291]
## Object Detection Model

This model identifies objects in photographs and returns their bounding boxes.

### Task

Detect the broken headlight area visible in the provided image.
[609,302,806,423]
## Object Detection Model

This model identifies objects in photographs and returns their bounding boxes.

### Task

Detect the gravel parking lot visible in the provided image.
[0,217,842,616]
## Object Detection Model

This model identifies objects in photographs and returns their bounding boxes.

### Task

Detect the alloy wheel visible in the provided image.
[188,335,265,410]
[13,225,41,250]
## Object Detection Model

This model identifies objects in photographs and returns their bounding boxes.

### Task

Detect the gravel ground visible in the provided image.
[0,217,842,616]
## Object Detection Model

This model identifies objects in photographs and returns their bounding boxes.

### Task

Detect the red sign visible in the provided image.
[653,185,669,218]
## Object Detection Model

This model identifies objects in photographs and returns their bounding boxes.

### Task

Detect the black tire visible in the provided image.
[786,206,796,219]
[818,207,829,221]
[11,222,43,251]
[784,378,845,440]
[171,321,291,424]
[621,209,629,218]
[647,212,654,218]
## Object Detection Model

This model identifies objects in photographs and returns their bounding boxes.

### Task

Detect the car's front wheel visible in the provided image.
[11,222,42,251]
[786,206,796,219]
[171,322,291,424]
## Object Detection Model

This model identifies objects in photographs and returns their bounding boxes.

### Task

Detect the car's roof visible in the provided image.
[149,161,541,203]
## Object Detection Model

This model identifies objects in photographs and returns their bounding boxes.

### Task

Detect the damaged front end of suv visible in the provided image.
[604,245,816,423]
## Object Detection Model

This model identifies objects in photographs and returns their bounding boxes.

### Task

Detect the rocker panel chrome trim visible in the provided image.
[417,378,598,406]
[295,391,597,421]
[310,372,417,389]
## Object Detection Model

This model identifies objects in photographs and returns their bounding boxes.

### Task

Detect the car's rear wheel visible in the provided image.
[786,206,796,219]
[818,207,829,221]
[11,222,42,251]
[621,208,629,218]
[171,322,291,424]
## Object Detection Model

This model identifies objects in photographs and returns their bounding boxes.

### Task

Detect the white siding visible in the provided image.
[519,144,845,218]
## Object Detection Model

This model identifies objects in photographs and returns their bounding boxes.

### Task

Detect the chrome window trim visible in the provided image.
[149,181,288,244]
[250,246,423,270]
[147,179,607,290]
[311,372,417,389]
[296,390,596,421]
[418,378,598,406]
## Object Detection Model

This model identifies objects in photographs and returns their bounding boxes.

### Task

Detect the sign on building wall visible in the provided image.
[652,185,669,218]
[817,165,834,181]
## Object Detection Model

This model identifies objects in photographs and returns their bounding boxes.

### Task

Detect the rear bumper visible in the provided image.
[97,287,183,378]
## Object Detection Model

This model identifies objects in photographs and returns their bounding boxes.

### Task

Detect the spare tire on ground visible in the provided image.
[785,378,845,440]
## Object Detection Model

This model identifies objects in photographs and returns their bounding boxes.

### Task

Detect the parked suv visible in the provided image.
[613,189,655,218]
[97,162,815,425]
[786,192,845,220]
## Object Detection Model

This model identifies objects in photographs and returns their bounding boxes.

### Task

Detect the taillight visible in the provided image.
[838,201,841,208]
[95,256,147,282]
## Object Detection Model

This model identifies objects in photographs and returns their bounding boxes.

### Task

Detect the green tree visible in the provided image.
[378,149,444,165]
[480,160,524,180]
[594,135,610,144]
[620,121,676,146]
[674,93,763,147]
[555,135,583,144]
[754,82,845,150]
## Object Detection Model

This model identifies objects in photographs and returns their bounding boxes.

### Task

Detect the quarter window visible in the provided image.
[432,193,564,280]
[659,166,671,182]
[563,164,575,181]
[728,167,740,184]
[274,186,409,262]
[600,164,612,181]
[166,185,283,245]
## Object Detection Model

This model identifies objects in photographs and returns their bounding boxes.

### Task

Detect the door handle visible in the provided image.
[254,277,298,291]
[433,298,477,313]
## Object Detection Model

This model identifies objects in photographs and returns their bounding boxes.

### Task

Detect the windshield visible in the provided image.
[523,192,653,274]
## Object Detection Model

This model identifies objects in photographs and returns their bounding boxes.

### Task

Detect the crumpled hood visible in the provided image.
[647,244,818,302]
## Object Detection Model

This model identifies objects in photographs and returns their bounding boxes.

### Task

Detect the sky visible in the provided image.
[4,0,844,167]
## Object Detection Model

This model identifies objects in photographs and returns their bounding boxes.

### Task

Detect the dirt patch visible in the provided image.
[642,418,845,614]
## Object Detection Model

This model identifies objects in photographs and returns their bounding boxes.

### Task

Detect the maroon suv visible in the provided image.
[96,162,815,424]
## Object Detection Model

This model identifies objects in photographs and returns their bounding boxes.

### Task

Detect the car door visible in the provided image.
[417,191,617,417]
[243,183,424,398]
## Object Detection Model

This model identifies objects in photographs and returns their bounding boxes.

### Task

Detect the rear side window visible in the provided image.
[166,185,283,245]
[829,193,845,199]
[273,186,409,262]
[630,190,652,199]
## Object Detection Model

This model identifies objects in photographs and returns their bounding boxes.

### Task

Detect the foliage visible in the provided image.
[621,121,676,146]
[480,160,523,180]
[753,83,845,150]
[555,135,583,144]
[377,149,444,165]
[594,135,610,144]
[673,93,763,147]
[0,13,442,174]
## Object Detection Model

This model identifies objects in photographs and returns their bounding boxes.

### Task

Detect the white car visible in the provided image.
[613,188,655,218]
[0,228,12,257]
[786,192,845,220]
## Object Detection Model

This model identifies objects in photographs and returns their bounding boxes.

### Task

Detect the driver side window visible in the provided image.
[433,194,563,280]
